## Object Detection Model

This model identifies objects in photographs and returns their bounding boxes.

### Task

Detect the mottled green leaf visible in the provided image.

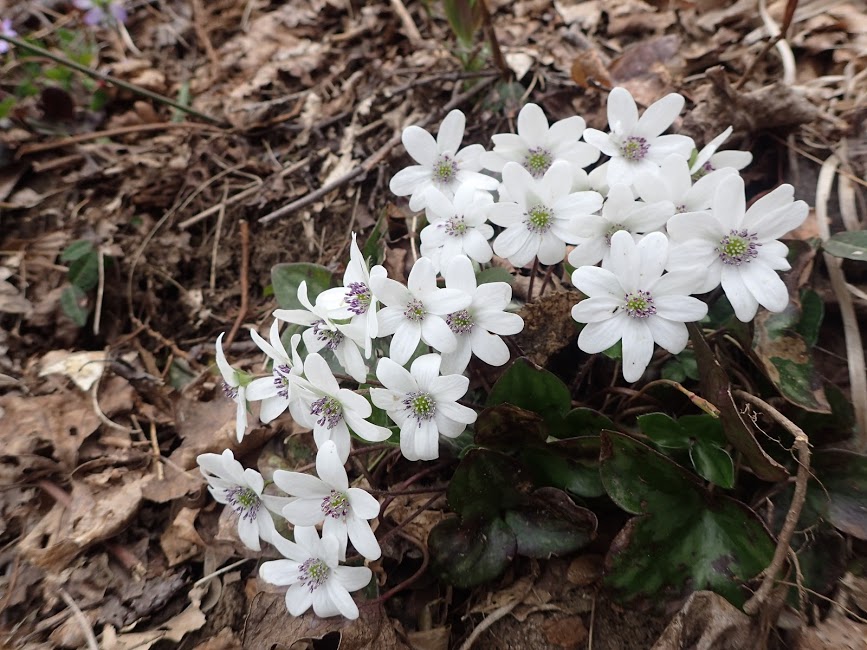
[60,285,88,327]
[796,289,823,348]
[690,441,735,488]
[61,239,95,262]
[429,516,515,588]
[811,450,867,540]
[549,408,614,439]
[637,413,690,449]
[474,403,547,449]
[271,263,333,310]
[67,251,100,292]
[447,449,526,521]
[521,437,604,499]
[504,488,597,558]
[823,230,867,261]
[487,357,571,424]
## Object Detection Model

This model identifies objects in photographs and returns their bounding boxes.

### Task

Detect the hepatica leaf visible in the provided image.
[823,230,867,261]
[600,431,774,607]
[486,357,571,424]
[271,263,334,310]
[428,517,516,588]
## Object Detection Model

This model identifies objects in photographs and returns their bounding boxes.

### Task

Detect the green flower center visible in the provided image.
[311,396,343,429]
[321,490,350,520]
[624,290,656,319]
[433,154,458,185]
[620,136,649,162]
[717,229,760,265]
[446,309,474,335]
[446,215,468,237]
[525,204,553,234]
[225,486,261,521]
[523,147,553,178]
[404,298,426,322]
[404,390,437,422]
[299,558,330,592]
[604,223,626,245]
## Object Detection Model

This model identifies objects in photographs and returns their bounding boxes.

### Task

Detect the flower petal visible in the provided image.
[410,353,442,387]
[620,318,655,382]
[721,265,759,322]
[646,316,689,354]
[389,322,422,366]
[437,109,466,154]
[376,357,416,392]
[347,517,381,560]
[577,316,626,353]
[634,93,684,139]
[607,87,639,134]
[740,260,789,313]
[402,125,437,166]
[517,103,549,147]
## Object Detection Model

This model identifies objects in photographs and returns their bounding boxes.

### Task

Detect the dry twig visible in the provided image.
[224,220,250,348]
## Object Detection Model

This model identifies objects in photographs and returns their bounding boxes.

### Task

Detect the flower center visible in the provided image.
[312,320,344,350]
[298,557,330,593]
[717,229,761,265]
[523,147,553,178]
[224,486,261,521]
[345,282,371,315]
[310,396,343,429]
[404,390,436,422]
[525,204,553,234]
[222,382,239,400]
[446,309,474,335]
[321,490,350,520]
[445,215,468,237]
[273,364,293,398]
[675,204,688,214]
[403,298,426,322]
[432,154,458,185]
[604,223,626,246]
[624,290,657,318]
[620,136,649,162]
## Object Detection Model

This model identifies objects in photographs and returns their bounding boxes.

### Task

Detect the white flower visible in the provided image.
[480,103,600,179]
[666,175,807,322]
[567,184,673,269]
[582,87,694,187]
[274,281,368,383]
[488,161,603,268]
[633,154,736,216]
[420,184,495,272]
[215,332,249,442]
[292,353,391,462]
[441,255,524,374]
[690,126,753,180]
[259,526,372,620]
[0,19,17,54]
[571,231,708,383]
[371,257,471,366]
[246,320,305,424]
[274,441,381,561]
[316,233,385,359]
[371,354,477,461]
[197,449,288,551]
[389,109,498,211]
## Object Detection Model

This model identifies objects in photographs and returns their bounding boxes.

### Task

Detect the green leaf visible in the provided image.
[447,449,526,521]
[637,413,691,449]
[690,441,735,488]
[796,289,824,348]
[486,357,571,424]
[271,263,333,310]
[429,516,515,588]
[602,340,622,360]
[823,231,867,261]
[549,407,614,439]
[67,251,100,292]
[811,450,867,540]
[752,308,830,413]
[0,96,16,120]
[476,266,514,286]
[61,239,95,262]
[600,431,774,607]
[442,0,483,49]
[361,211,387,265]
[474,403,547,450]
[504,488,597,558]
[678,414,726,446]
[521,437,604,499]
[661,359,686,382]
[60,285,89,326]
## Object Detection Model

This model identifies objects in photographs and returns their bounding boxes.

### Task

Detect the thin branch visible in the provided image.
[0,34,227,126]
[225,220,250,347]
[735,390,811,618]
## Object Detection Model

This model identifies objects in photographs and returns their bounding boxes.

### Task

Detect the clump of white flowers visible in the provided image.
[200,86,806,621]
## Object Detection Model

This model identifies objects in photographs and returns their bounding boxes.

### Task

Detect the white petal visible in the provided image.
[740,260,789,313]
[646,317,689,354]
[713,175,746,229]
[517,103,549,147]
[237,515,261,551]
[440,337,472,375]
[304,353,340,395]
[634,93,684,139]
[493,225,532,261]
[315,440,349,490]
[281,498,327,526]
[347,517,381,560]
[336,565,374,592]
[402,125,438,166]
[377,306,406,337]
[536,232,566,265]
[469,328,510,366]
[475,310,524,335]
[620,318,655,383]
[577,317,625,353]
[347,487,381,519]
[424,288,472,314]
[389,322,422,366]
[376,356,417,392]
[607,231,641,293]
[437,109,466,154]
[430,373,469,401]
[273,470,330,498]
[721,265,759,322]
[344,411,392,442]
[410,353,442,387]
[214,333,236,384]
[389,165,431,197]
[572,265,623,298]
[607,87,638,134]
[653,295,708,322]
[259,559,301,586]
[572,297,623,323]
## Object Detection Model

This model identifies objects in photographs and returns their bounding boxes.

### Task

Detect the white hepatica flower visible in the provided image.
[420,184,495,272]
[292,353,391,463]
[316,233,385,359]
[441,255,524,374]
[274,281,368,383]
[666,175,807,322]
[275,440,381,561]
[690,126,753,180]
[633,154,736,216]
[371,257,471,366]
[480,103,600,180]
[582,87,694,187]
[371,354,477,461]
[489,161,603,268]
[389,109,498,211]
[571,231,708,383]
[246,320,305,424]
[215,332,249,442]
[567,184,673,269]
[259,526,372,620]
[197,449,288,551]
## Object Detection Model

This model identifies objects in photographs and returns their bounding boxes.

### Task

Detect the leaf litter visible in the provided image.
[1,0,867,647]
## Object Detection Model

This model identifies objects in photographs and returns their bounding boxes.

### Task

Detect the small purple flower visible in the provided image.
[0,19,17,54]
[73,0,127,26]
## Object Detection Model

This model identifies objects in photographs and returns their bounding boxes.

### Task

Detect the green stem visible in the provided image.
[0,34,227,126]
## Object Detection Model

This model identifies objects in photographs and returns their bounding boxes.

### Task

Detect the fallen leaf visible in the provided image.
[650,591,758,649]
[40,349,109,392]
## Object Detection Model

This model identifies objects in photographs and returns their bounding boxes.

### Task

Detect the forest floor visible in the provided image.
[1,0,867,648]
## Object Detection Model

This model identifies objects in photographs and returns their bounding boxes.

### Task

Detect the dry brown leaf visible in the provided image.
[796,612,867,650]
[650,591,757,650]
[102,585,207,650]
[39,349,108,392]
[160,507,205,567]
